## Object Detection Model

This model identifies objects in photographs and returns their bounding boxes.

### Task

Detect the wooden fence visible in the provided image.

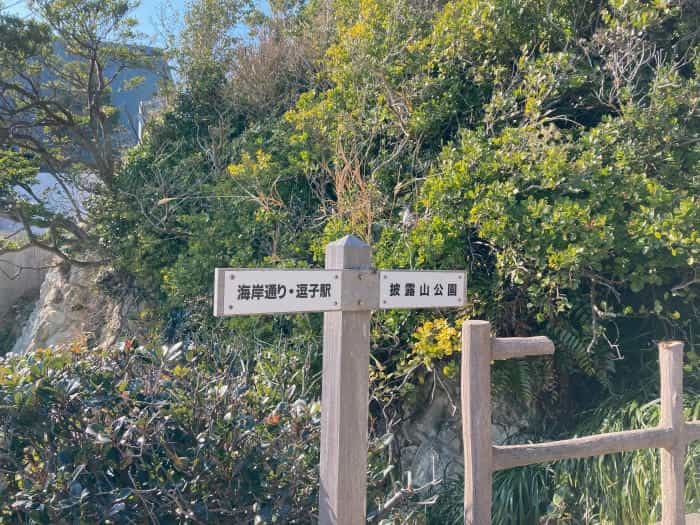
[461,320,700,525]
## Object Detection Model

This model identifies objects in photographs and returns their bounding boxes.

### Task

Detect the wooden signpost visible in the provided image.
[214,235,465,524]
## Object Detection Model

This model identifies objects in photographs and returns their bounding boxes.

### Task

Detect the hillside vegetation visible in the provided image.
[1,0,699,522]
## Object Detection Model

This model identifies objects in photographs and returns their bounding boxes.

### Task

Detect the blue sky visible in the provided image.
[1,0,190,47]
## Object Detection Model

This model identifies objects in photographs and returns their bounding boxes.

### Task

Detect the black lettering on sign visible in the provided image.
[252,284,264,300]
[264,284,277,299]
[405,283,415,296]
[309,283,320,298]
[296,284,308,298]
[320,283,331,298]
[389,283,400,296]
[277,284,287,299]
[419,283,430,296]
[434,283,444,296]
[447,283,457,296]
[237,284,251,300]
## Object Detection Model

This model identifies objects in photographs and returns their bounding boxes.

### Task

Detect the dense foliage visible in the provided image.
[2,0,699,522]
[97,0,699,402]
[0,339,321,523]
[95,0,699,521]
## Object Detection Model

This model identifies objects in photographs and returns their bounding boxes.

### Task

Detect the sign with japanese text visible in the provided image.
[214,268,466,316]
[214,269,342,316]
[379,270,465,309]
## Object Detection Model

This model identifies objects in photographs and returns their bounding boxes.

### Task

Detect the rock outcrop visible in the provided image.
[399,374,532,486]
[11,263,142,354]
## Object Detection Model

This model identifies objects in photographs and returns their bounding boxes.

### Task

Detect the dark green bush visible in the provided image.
[0,339,321,523]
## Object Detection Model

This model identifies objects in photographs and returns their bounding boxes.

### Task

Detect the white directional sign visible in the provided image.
[214,268,467,315]
[214,269,344,316]
[379,270,465,309]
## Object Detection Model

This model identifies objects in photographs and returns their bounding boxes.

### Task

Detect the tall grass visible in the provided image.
[425,390,700,524]
[545,392,700,524]
[424,464,553,525]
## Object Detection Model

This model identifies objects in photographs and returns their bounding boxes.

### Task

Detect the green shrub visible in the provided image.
[0,339,321,523]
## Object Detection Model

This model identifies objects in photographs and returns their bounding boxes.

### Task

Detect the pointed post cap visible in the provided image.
[325,234,371,269]
[326,234,369,248]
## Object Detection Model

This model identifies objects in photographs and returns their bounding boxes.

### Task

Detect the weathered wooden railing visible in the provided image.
[461,320,700,525]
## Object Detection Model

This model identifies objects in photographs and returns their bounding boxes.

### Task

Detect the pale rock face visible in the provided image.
[12,263,141,354]
[399,375,531,487]
[34,309,71,345]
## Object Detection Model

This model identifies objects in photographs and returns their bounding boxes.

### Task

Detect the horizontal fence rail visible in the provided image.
[461,321,700,525]
[491,336,555,360]
[493,427,674,471]
[688,422,700,442]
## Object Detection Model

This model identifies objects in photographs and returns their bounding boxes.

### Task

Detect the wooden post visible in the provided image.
[462,320,493,525]
[659,340,686,525]
[319,235,372,525]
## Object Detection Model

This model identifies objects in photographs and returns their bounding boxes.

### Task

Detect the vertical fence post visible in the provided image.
[319,235,371,525]
[659,340,686,525]
[462,320,493,525]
